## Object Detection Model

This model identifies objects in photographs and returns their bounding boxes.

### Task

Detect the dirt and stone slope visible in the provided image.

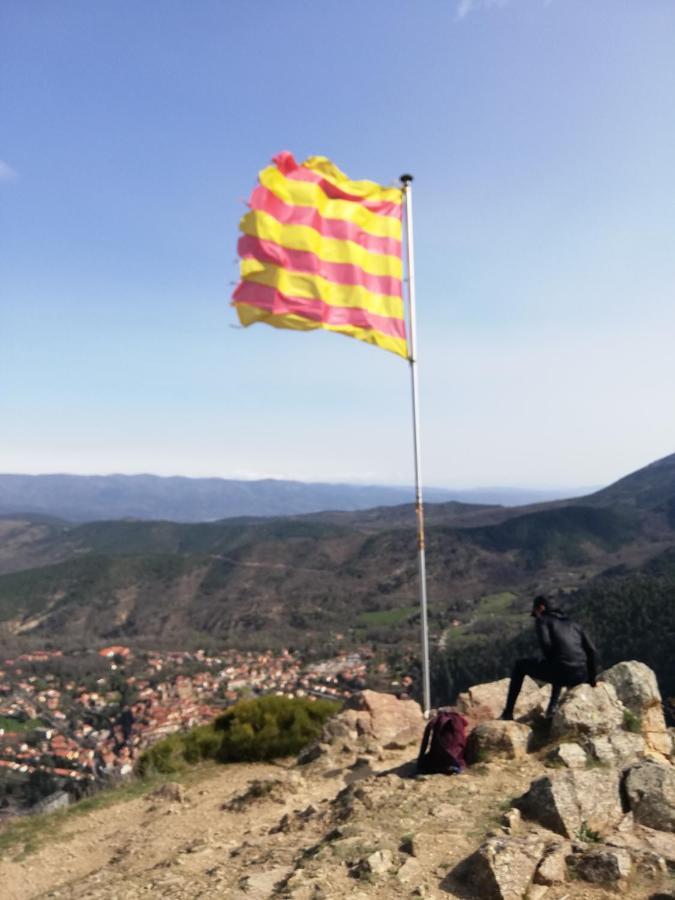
[1,666,674,900]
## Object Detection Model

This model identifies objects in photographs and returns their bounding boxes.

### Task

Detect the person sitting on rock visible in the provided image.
[500,595,597,721]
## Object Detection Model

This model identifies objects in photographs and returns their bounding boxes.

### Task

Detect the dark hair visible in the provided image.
[531,595,550,616]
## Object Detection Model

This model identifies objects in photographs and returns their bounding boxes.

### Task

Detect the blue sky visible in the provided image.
[2,0,675,490]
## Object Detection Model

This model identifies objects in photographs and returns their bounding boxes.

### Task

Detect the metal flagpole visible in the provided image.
[400,173,431,716]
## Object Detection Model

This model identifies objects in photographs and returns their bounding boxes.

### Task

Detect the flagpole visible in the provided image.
[400,174,431,716]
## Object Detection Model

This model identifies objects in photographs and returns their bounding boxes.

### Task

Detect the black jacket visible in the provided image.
[536,609,597,685]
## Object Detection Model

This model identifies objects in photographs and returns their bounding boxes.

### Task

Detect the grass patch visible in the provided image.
[477,592,518,615]
[357,606,417,627]
[623,709,642,733]
[576,820,602,843]
[0,716,46,733]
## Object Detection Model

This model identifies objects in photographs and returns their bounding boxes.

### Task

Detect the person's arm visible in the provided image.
[535,617,553,659]
[581,629,597,686]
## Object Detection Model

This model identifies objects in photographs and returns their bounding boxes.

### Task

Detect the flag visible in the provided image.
[232,152,408,358]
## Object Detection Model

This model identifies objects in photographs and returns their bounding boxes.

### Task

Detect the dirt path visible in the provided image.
[0,752,671,899]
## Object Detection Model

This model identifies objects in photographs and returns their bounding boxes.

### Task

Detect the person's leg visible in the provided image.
[545,683,562,718]
[501,658,557,720]
[545,668,586,718]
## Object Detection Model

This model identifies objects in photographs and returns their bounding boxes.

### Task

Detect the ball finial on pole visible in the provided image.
[400,173,414,186]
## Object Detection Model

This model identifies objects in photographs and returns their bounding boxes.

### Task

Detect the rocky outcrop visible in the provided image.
[515,768,624,838]
[601,660,672,758]
[455,834,545,900]
[624,760,675,832]
[465,720,531,763]
[550,681,625,740]
[298,689,423,766]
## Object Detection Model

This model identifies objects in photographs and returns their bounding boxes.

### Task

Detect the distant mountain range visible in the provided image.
[0,452,673,662]
[0,473,586,523]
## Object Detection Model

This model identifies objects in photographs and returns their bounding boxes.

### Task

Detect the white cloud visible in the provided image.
[0,160,18,182]
[457,0,510,20]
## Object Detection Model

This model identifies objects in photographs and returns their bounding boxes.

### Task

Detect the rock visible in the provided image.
[240,866,294,898]
[600,660,662,716]
[551,681,625,740]
[605,825,675,876]
[534,841,569,885]
[465,720,532,763]
[30,790,71,815]
[585,735,616,766]
[501,808,522,833]
[528,887,549,900]
[396,856,422,884]
[571,731,647,767]
[547,742,587,769]
[515,768,623,838]
[342,690,423,749]
[601,661,672,758]
[572,847,632,884]
[624,760,675,832]
[358,848,394,878]
[456,675,544,722]
[642,705,673,759]
[455,834,545,900]
[297,741,328,765]
[149,782,186,804]
[608,730,648,764]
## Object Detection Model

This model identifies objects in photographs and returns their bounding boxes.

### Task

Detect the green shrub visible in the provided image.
[137,695,339,775]
[576,820,602,843]
[214,695,340,762]
[137,733,187,776]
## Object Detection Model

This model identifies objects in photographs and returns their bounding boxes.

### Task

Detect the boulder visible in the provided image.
[456,835,545,900]
[466,720,532,763]
[550,681,624,740]
[342,690,423,749]
[600,660,662,716]
[566,732,645,767]
[601,661,672,758]
[607,730,648,765]
[456,676,545,722]
[624,761,675,832]
[547,742,587,769]
[515,769,623,838]
[571,847,631,884]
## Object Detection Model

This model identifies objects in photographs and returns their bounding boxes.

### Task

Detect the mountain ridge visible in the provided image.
[0,472,590,523]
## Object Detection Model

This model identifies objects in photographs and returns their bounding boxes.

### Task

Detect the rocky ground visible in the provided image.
[1,666,674,900]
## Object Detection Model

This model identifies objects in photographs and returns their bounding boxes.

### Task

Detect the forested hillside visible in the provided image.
[0,452,674,708]
[433,547,675,707]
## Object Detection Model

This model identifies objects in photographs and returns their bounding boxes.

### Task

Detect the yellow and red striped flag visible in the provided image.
[232,152,408,358]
